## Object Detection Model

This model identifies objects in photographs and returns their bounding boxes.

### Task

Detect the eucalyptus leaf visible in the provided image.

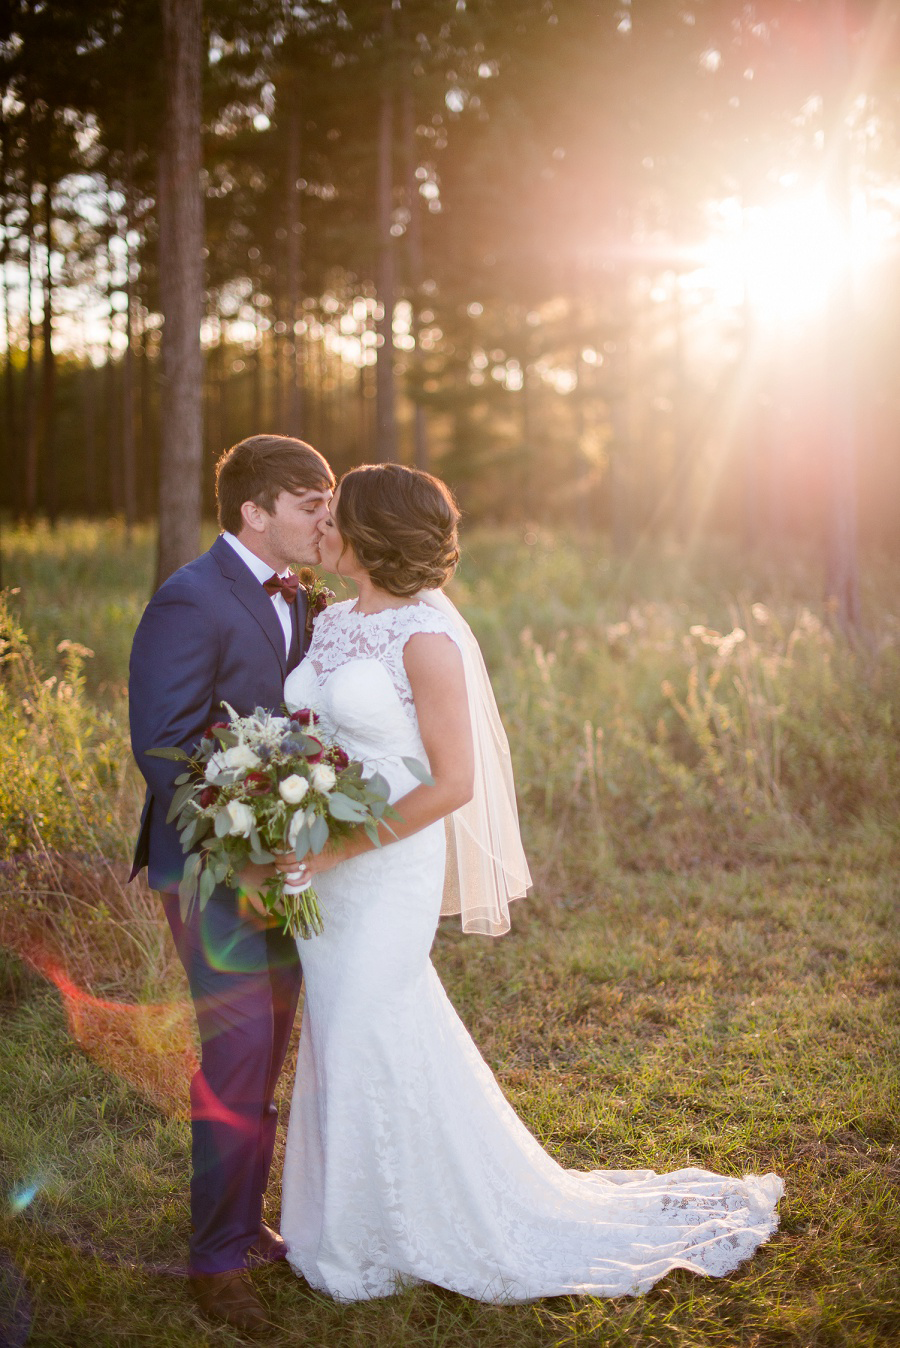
[401,756,435,786]
[193,817,212,844]
[198,866,216,908]
[147,746,190,762]
[249,848,275,865]
[214,809,232,838]
[179,854,201,913]
[292,824,311,860]
[180,819,199,852]
[364,820,383,848]
[166,781,194,825]
[183,851,202,879]
[211,727,238,747]
[327,792,369,823]
[366,771,390,799]
[173,772,191,786]
[309,813,330,855]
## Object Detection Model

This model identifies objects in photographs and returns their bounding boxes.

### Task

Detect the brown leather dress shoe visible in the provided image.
[246,1220,288,1267]
[188,1268,270,1333]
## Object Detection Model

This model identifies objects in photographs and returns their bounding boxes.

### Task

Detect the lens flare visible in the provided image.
[691,186,888,328]
[8,1182,41,1215]
[4,938,197,1117]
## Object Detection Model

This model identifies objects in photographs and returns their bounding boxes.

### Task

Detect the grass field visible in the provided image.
[1,520,899,1348]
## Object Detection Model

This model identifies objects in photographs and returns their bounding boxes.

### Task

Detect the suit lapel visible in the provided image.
[295,589,309,663]
[211,535,287,677]
[288,593,304,672]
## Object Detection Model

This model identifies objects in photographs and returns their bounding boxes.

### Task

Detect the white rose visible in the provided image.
[310,763,336,794]
[287,809,308,849]
[225,800,255,837]
[223,743,261,772]
[279,774,309,804]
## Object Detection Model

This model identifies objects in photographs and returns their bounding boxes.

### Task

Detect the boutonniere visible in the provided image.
[296,567,335,637]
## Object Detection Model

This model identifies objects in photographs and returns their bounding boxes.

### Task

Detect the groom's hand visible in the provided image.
[235,861,280,924]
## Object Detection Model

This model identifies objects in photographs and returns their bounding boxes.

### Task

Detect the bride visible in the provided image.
[277,463,782,1304]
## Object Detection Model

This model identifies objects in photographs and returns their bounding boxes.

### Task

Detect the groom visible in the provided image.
[129,434,335,1331]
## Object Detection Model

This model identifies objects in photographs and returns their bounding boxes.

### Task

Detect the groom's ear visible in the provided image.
[239,499,269,535]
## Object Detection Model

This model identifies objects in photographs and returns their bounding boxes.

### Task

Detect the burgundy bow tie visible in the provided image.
[263,572,300,604]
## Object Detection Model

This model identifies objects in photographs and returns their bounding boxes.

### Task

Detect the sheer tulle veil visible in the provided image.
[417,589,532,935]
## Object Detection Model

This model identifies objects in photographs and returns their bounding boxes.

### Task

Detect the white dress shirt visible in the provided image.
[222,531,293,657]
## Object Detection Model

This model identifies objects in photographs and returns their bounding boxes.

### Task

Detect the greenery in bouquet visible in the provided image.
[147,704,415,939]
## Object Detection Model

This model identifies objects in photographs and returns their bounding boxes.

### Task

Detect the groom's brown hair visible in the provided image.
[216,434,335,534]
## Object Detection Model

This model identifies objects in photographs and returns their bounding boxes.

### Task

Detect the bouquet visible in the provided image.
[147,703,418,939]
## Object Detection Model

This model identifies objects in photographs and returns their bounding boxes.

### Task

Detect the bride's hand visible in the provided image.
[273,842,347,882]
[273,851,305,881]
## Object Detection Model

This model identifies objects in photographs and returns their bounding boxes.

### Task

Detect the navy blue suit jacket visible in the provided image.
[129,535,309,892]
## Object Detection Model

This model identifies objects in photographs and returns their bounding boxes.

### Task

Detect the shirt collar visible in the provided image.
[221,532,288,585]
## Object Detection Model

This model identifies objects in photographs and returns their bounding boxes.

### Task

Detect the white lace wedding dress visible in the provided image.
[280,599,782,1304]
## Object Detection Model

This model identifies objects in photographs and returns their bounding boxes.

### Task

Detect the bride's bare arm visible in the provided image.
[274,631,473,879]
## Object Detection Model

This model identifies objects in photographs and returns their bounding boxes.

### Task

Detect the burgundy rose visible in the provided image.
[304,736,325,764]
[290,708,316,727]
[199,786,219,809]
[244,771,270,795]
[203,720,229,740]
[330,746,350,771]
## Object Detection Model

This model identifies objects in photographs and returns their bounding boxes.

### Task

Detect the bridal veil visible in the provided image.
[417,588,532,935]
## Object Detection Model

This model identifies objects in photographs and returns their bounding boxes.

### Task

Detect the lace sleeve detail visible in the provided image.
[381,605,464,709]
[304,600,463,711]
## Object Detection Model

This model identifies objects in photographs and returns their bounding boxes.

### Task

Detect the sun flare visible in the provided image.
[689,189,884,325]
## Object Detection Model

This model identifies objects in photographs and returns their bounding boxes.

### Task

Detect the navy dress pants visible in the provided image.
[162,887,303,1274]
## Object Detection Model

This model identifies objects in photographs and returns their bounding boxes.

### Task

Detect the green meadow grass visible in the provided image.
[1,519,899,1347]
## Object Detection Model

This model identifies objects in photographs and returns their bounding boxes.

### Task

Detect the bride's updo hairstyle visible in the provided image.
[335,464,460,597]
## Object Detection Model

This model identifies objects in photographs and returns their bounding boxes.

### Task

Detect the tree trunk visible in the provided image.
[285,81,304,437]
[81,362,98,513]
[251,327,263,431]
[140,321,154,516]
[23,115,38,518]
[574,347,591,533]
[122,114,137,537]
[41,154,58,525]
[155,0,204,590]
[105,232,122,514]
[823,0,860,631]
[1,248,15,514]
[0,117,18,516]
[671,274,691,544]
[608,293,632,558]
[402,66,427,470]
[272,296,284,430]
[375,6,397,462]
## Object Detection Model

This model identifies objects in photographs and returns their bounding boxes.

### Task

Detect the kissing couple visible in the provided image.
[129,433,782,1333]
